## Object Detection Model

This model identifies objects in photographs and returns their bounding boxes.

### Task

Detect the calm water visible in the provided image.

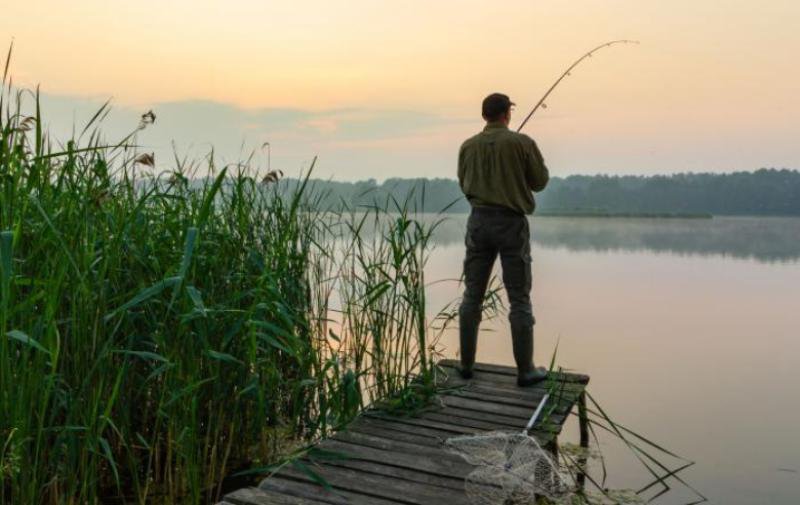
[424,216,800,504]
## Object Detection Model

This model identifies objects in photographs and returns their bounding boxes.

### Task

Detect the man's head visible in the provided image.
[481,93,514,125]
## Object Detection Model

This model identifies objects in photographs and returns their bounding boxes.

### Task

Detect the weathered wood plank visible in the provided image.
[349,416,451,442]
[277,463,475,505]
[362,411,480,435]
[316,438,475,478]
[438,359,590,384]
[422,404,567,430]
[329,430,466,464]
[440,393,550,418]
[364,409,559,439]
[319,457,465,491]
[447,388,579,415]
[260,476,403,505]
[438,366,587,392]
[224,486,331,505]
[445,389,579,417]
[443,375,586,399]
[346,420,449,447]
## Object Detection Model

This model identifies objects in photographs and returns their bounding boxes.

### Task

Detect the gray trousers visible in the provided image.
[459,206,534,367]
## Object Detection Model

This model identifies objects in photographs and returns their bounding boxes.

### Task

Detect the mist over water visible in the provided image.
[426,215,800,264]
[425,215,800,504]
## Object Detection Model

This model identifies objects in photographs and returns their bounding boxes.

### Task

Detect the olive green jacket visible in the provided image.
[457,122,549,215]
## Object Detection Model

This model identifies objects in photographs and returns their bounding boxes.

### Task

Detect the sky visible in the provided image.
[2,0,799,180]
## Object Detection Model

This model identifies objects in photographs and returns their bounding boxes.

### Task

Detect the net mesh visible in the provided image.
[446,430,573,504]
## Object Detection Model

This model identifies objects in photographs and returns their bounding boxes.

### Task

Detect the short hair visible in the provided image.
[482,93,515,121]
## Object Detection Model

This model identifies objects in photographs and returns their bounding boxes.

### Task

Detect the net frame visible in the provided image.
[445,393,574,504]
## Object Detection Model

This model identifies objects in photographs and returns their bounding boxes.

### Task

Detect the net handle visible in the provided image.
[523,393,550,433]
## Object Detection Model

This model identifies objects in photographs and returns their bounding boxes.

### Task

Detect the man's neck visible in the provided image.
[484,120,509,130]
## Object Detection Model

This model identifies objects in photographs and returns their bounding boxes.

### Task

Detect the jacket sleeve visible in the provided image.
[524,137,549,192]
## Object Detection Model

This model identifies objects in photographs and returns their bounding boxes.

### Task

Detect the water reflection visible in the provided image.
[424,216,800,264]
[421,215,800,504]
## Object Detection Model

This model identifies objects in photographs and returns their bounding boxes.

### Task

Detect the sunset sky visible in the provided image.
[2,0,798,180]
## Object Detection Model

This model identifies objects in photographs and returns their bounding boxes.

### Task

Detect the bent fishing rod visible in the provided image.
[516,39,639,133]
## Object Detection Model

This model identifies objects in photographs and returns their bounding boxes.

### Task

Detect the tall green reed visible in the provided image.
[0,76,436,503]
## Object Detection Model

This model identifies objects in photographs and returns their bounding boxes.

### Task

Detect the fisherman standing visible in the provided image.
[457,93,550,387]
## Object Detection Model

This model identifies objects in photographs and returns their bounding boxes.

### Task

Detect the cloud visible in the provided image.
[19,91,471,179]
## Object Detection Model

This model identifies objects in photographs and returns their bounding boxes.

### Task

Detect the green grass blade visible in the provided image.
[6,329,50,355]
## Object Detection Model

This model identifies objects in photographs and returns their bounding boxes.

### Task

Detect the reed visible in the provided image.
[0,65,436,504]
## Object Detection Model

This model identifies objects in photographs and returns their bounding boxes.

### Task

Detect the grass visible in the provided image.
[0,63,439,503]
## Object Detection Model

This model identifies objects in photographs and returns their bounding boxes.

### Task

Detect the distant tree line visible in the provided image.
[287,169,800,216]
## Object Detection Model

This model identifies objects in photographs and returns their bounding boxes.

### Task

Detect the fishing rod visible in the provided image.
[516,39,639,132]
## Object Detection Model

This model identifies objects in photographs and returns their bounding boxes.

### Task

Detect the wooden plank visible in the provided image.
[260,476,402,505]
[224,486,331,505]
[421,411,560,441]
[446,388,579,415]
[277,463,475,505]
[438,366,587,392]
[349,417,453,442]
[362,411,480,435]
[440,393,550,418]
[440,390,579,420]
[438,359,590,384]
[346,420,449,447]
[437,367,525,389]
[422,404,566,429]
[364,409,558,440]
[330,430,466,464]
[443,375,586,398]
[319,457,465,491]
[424,409,523,430]
[325,431,472,463]
[316,438,475,478]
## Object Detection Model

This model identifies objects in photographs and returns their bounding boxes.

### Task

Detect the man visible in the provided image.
[457,92,550,387]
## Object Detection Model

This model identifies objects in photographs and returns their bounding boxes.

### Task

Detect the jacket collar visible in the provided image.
[483,121,509,131]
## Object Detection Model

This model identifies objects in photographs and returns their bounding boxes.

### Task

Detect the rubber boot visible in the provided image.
[511,322,548,387]
[458,313,479,379]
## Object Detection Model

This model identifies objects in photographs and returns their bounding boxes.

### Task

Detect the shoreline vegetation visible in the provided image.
[283,170,800,218]
[0,80,450,503]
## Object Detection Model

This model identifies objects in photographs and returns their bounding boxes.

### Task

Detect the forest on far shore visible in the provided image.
[287,169,800,216]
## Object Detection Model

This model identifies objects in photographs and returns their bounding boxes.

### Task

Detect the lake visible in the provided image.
[424,215,800,504]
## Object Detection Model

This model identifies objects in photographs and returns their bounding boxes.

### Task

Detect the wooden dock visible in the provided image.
[220,360,590,505]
